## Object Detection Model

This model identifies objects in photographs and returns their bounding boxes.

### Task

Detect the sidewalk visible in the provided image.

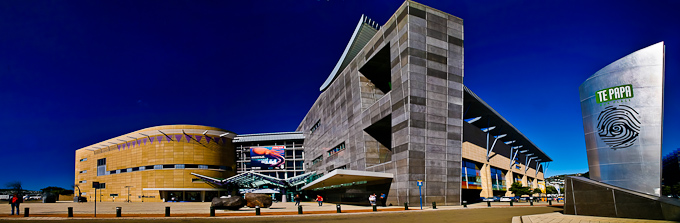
[0,201,561,219]
[512,212,677,223]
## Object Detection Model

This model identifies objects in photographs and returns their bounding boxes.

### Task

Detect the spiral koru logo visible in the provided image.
[596,105,641,150]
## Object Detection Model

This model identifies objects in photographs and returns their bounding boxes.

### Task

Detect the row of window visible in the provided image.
[327,142,346,156]
[93,163,230,176]
[310,120,321,134]
[311,155,323,165]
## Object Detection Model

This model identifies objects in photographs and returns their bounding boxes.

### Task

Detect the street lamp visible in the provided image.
[125,186,133,202]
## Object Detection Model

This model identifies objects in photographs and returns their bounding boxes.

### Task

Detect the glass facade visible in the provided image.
[462,160,482,189]
[490,166,506,191]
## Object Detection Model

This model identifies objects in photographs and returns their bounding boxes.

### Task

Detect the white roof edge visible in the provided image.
[320,15,370,92]
[142,188,228,191]
[300,169,393,190]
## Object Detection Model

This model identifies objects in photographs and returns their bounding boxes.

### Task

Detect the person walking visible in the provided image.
[9,193,22,215]
[369,194,377,206]
[294,194,301,206]
[316,195,323,206]
[380,193,387,207]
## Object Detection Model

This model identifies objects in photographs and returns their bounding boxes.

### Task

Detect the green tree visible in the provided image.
[5,181,23,194]
[533,188,542,197]
[545,186,558,194]
[663,185,672,196]
[40,186,67,195]
[509,182,531,197]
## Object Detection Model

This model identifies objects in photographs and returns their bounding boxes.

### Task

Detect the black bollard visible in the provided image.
[255,206,260,215]
[432,202,437,209]
[337,204,342,213]
[298,205,303,215]
[463,201,467,208]
[530,200,534,206]
[487,201,491,207]
[548,199,552,205]
[510,200,514,206]
[24,208,29,217]
[210,206,215,217]
[372,205,377,212]
[404,202,408,210]
[116,207,122,217]
[68,207,73,217]
[165,206,170,217]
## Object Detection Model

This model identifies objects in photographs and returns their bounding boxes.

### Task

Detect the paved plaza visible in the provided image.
[513,212,677,223]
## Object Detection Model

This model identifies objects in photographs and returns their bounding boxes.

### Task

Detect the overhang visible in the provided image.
[319,15,380,92]
[463,86,553,163]
[142,188,228,191]
[233,132,304,143]
[300,169,393,190]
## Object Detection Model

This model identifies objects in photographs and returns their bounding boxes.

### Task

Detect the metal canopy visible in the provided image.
[300,169,394,190]
[233,132,304,143]
[191,171,317,188]
[463,86,552,166]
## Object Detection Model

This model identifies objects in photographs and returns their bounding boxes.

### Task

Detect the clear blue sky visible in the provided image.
[0,0,677,190]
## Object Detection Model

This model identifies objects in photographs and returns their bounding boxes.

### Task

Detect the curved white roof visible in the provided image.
[319,15,380,91]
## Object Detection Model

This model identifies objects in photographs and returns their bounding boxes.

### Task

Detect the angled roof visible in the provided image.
[319,15,380,92]
[463,86,552,162]
[233,132,304,143]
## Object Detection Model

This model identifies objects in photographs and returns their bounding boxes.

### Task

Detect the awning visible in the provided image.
[300,169,393,190]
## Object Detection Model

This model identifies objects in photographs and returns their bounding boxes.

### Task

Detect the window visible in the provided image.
[163,164,174,169]
[185,164,198,169]
[99,183,106,189]
[79,170,87,174]
[79,180,87,184]
[327,142,346,156]
[175,164,185,169]
[116,169,121,174]
[126,168,132,172]
[79,158,88,162]
[199,165,208,169]
[154,165,162,169]
[109,170,116,175]
[310,120,321,134]
[311,155,323,165]
[490,167,506,191]
[132,167,140,171]
[97,158,107,176]
[461,160,481,189]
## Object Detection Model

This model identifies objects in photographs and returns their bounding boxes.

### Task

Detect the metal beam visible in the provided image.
[487,134,506,161]
[465,116,481,124]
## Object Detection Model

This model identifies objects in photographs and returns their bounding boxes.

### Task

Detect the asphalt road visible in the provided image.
[0,206,562,223]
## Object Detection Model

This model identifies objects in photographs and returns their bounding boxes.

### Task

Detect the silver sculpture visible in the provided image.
[579,42,665,196]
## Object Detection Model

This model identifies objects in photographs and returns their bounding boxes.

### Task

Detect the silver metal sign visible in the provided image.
[578,42,664,196]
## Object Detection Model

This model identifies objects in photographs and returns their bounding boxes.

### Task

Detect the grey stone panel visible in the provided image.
[565,176,680,221]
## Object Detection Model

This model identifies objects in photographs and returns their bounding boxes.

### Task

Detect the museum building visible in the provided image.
[296,1,550,206]
[75,1,551,204]
[74,125,237,202]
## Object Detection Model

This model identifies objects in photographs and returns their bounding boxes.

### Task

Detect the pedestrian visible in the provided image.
[369,194,376,206]
[380,193,387,207]
[316,195,323,206]
[9,193,22,215]
[294,194,301,206]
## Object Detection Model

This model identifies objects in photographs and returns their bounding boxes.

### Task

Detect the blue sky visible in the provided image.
[0,0,677,190]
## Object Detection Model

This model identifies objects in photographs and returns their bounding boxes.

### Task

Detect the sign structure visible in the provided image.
[250,146,285,170]
[578,42,664,196]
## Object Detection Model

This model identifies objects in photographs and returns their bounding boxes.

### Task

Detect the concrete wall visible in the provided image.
[298,1,465,205]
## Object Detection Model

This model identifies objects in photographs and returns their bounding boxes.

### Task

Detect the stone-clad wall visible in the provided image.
[298,1,465,205]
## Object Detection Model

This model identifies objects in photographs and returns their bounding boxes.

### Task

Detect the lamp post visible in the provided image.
[125,186,133,202]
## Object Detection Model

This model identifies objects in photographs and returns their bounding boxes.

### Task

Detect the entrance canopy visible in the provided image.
[191,171,316,188]
[300,169,393,190]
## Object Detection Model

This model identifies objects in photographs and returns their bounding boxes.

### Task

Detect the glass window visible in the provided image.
[163,164,174,169]
[80,158,87,162]
[79,170,87,174]
[132,167,140,171]
[154,165,162,169]
[97,158,106,166]
[327,142,346,156]
[175,164,185,169]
